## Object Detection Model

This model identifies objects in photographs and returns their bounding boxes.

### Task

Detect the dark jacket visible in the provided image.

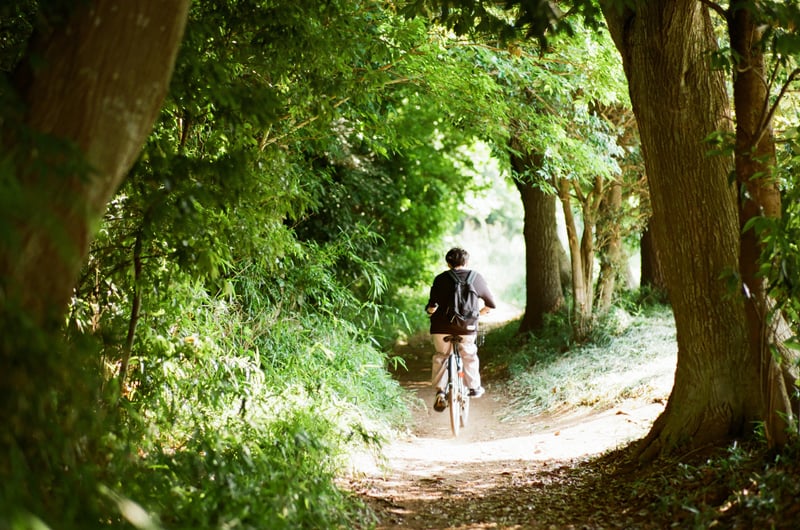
[427,268,496,335]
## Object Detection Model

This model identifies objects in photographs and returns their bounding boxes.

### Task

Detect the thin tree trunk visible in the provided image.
[557,176,592,341]
[119,230,143,395]
[596,178,623,314]
[729,3,794,446]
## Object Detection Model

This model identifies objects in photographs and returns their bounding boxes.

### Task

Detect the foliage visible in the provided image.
[8,0,800,527]
[0,2,36,72]
[67,269,409,529]
[755,89,800,344]
[3,0,446,527]
[0,324,115,529]
[463,17,643,337]
[52,0,517,527]
[95,283,406,530]
[400,0,604,43]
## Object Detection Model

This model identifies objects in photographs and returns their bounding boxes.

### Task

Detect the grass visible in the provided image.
[29,282,412,530]
[486,304,677,418]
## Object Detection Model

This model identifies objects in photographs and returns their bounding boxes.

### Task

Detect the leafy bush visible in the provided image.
[97,281,408,529]
[114,408,373,530]
[619,439,800,528]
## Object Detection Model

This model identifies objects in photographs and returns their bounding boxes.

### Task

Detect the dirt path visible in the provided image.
[348,327,667,529]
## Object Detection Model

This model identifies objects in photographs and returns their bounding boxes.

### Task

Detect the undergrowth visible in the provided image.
[105,284,410,530]
[481,302,800,527]
[600,438,800,528]
[488,303,677,418]
[7,279,411,530]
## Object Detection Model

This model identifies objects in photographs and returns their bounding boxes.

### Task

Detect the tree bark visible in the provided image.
[511,147,564,334]
[3,0,190,329]
[0,0,190,514]
[596,177,623,314]
[602,0,763,460]
[640,223,667,299]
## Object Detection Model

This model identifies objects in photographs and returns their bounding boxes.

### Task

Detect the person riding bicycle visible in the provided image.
[425,247,496,412]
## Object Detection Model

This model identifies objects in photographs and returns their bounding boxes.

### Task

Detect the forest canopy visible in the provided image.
[1,0,800,528]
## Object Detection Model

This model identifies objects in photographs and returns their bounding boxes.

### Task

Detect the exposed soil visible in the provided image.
[346,323,672,529]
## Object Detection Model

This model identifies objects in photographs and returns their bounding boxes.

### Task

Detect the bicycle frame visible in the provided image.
[444,335,470,437]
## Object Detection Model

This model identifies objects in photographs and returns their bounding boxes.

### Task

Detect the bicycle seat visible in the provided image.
[444,335,463,343]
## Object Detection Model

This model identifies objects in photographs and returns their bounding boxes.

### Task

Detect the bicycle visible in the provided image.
[443,334,470,437]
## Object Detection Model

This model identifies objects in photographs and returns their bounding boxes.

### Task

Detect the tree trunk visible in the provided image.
[0,0,189,518]
[3,0,189,329]
[602,0,763,460]
[511,147,564,334]
[640,223,668,300]
[119,229,144,396]
[596,177,623,314]
[729,4,794,446]
[557,175,594,341]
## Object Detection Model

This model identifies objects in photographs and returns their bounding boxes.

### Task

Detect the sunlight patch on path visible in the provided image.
[383,400,663,466]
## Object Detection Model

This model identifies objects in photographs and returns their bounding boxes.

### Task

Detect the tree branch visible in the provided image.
[756,68,800,148]
[700,0,728,20]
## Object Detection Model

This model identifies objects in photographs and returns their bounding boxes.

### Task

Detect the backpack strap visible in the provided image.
[447,269,477,285]
[465,270,477,285]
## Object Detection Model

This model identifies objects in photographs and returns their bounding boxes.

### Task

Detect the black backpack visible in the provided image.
[446,269,480,331]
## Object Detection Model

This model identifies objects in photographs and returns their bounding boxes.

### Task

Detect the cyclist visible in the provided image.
[425,247,496,412]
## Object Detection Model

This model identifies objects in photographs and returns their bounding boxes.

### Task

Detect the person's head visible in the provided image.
[445,247,469,268]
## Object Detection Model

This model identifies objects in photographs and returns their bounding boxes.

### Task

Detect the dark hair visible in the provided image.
[445,247,469,267]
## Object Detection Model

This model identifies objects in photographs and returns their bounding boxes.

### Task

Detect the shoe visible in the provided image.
[469,386,485,398]
[433,391,446,412]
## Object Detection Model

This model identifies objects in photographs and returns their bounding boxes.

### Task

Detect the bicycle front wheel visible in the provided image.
[460,382,470,428]
[448,354,460,437]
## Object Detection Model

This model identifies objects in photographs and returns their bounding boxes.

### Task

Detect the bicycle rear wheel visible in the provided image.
[448,354,460,437]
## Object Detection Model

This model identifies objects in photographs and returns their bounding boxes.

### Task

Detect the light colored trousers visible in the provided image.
[430,334,480,392]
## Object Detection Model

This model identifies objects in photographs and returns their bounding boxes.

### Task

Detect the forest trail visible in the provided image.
[347,311,668,529]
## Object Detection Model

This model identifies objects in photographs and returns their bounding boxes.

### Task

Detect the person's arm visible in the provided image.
[426,274,444,314]
[475,273,496,314]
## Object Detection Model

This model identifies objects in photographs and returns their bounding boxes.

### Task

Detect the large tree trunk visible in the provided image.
[729,3,794,446]
[511,147,564,334]
[0,0,189,520]
[602,1,764,460]
[3,0,189,329]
